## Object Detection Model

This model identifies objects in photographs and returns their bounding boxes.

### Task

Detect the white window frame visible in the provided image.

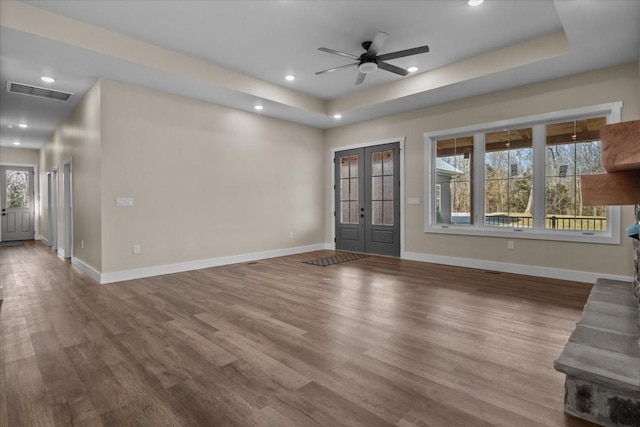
[424,102,622,244]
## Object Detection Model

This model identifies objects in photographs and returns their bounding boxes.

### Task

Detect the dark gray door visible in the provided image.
[1,165,35,241]
[335,143,400,256]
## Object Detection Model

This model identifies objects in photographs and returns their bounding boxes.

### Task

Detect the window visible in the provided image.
[545,118,607,231]
[485,127,533,228]
[424,102,621,244]
[435,136,473,225]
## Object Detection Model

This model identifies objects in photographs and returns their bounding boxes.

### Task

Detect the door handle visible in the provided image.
[1,213,6,216]
[360,213,364,218]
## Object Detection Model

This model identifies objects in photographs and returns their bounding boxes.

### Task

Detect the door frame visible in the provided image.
[48,166,58,251]
[330,137,406,257]
[0,162,39,242]
[62,158,73,259]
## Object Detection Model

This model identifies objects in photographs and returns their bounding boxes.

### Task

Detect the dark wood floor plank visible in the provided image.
[0,242,596,426]
[4,356,56,426]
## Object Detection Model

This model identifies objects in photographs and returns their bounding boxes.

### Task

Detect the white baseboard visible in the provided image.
[71,257,101,283]
[99,243,329,284]
[57,248,66,259]
[402,251,632,284]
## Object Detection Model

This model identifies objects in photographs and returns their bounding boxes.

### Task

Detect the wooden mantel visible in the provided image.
[581,120,640,206]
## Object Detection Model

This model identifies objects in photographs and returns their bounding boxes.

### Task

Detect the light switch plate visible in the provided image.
[116,197,134,207]
[407,197,420,205]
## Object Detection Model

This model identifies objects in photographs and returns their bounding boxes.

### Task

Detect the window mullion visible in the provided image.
[532,123,546,230]
[473,132,485,228]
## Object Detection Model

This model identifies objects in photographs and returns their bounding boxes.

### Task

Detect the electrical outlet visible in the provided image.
[133,244,141,254]
[507,240,514,250]
[289,231,294,238]
[116,197,134,207]
[81,240,84,248]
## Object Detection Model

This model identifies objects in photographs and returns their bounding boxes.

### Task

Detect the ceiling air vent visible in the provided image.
[6,81,73,101]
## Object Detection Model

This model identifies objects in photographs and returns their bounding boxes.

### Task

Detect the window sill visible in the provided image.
[424,224,620,245]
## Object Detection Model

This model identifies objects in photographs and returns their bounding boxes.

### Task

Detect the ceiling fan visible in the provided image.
[315,31,429,85]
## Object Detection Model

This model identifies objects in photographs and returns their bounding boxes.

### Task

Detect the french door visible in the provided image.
[0,165,35,241]
[334,142,400,256]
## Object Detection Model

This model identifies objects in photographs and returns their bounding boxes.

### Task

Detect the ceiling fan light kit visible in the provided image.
[316,31,430,85]
[358,62,378,74]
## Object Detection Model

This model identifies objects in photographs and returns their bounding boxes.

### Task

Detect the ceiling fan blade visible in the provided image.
[378,45,430,61]
[355,72,367,85]
[315,62,358,75]
[367,31,389,56]
[377,61,409,76]
[318,47,360,60]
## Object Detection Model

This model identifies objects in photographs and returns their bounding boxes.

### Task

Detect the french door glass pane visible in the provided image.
[383,150,394,175]
[372,151,382,176]
[371,150,394,226]
[383,176,394,201]
[383,201,394,225]
[372,176,382,200]
[340,201,350,223]
[349,201,359,224]
[349,155,359,177]
[340,178,349,200]
[6,170,30,208]
[372,201,382,225]
[339,155,360,224]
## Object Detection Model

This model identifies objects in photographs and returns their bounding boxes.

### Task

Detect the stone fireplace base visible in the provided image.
[564,376,640,426]
[554,278,640,426]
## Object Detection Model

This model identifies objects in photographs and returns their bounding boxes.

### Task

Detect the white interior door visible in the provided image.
[0,165,35,241]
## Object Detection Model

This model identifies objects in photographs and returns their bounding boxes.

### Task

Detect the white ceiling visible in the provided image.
[1,0,639,150]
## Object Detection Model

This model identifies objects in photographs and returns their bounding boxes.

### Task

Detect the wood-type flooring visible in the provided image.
[1,241,596,426]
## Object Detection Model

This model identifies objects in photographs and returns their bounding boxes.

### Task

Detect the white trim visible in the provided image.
[403,251,633,284]
[48,167,59,251]
[99,243,329,285]
[423,102,623,140]
[330,137,406,255]
[423,102,623,244]
[57,248,66,259]
[422,216,620,244]
[62,158,73,259]
[0,162,39,242]
[36,234,48,244]
[71,257,101,283]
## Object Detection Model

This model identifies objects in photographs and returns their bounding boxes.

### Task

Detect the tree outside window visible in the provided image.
[6,170,30,208]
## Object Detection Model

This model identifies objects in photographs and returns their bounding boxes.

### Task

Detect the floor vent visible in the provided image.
[6,81,73,101]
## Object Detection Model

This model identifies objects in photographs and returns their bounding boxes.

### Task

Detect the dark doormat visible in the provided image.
[0,241,24,247]
[304,252,368,266]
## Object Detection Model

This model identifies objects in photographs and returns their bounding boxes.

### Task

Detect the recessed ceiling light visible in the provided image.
[467,0,484,6]
[7,125,13,129]
[407,66,418,73]
[254,105,264,111]
[333,114,342,119]
[13,141,21,146]
[285,75,295,81]
[41,76,55,83]
[18,123,28,128]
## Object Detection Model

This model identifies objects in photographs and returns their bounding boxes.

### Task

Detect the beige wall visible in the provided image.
[99,79,325,273]
[39,81,102,270]
[0,147,40,165]
[325,63,640,278]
